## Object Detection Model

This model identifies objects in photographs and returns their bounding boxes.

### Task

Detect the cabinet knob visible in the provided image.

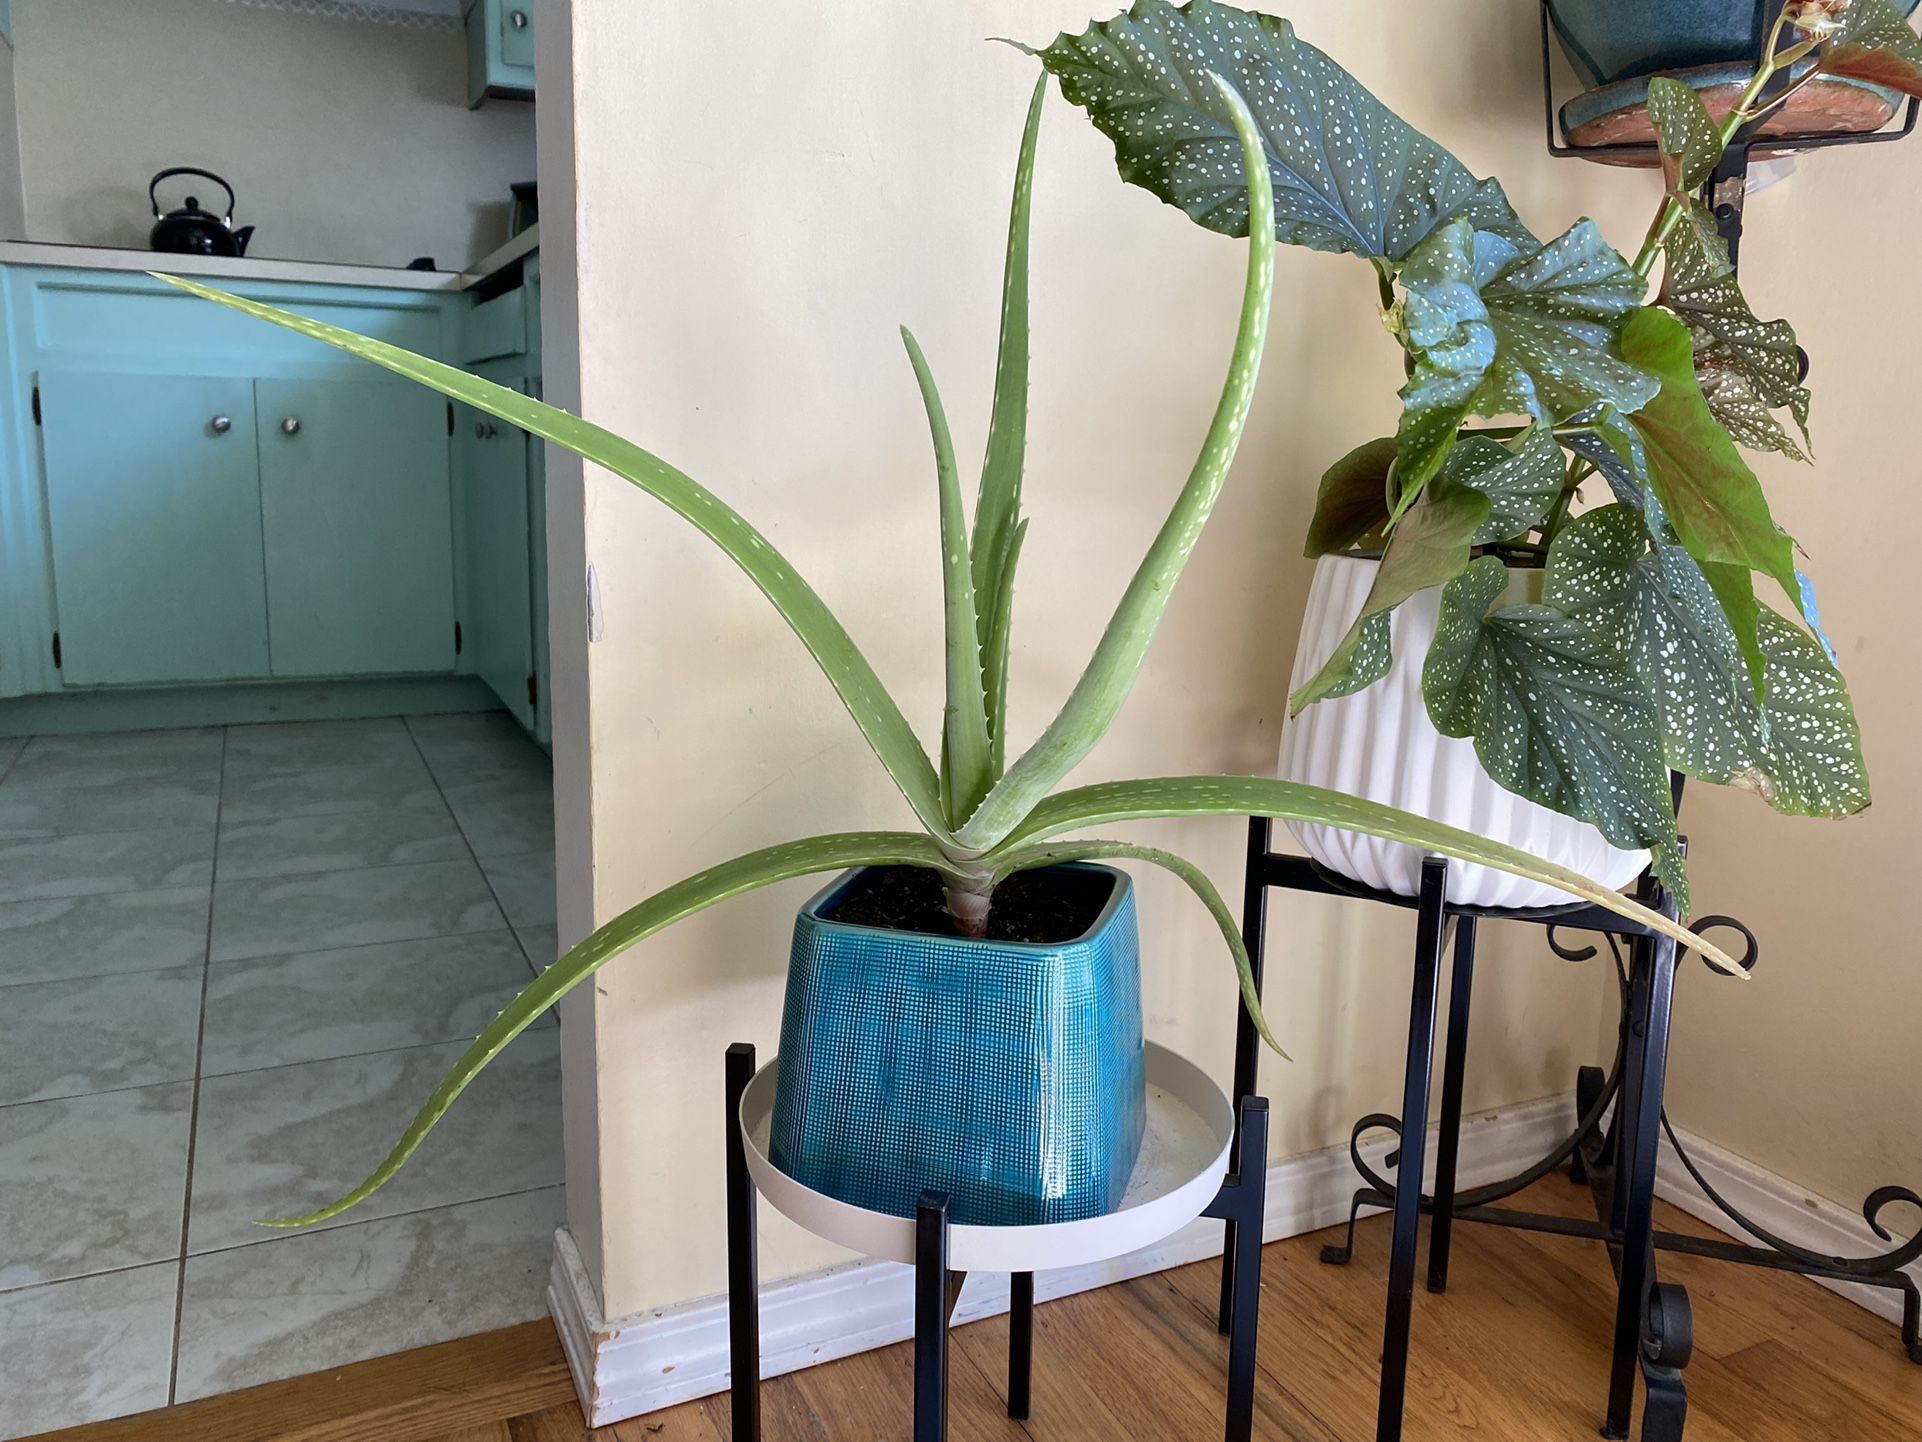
[475,420,499,440]
[510,8,528,28]
[210,415,232,434]
[280,417,301,436]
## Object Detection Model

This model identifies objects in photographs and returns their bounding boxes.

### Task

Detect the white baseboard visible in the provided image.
[547,1091,1577,1428]
[1654,1122,1921,1331]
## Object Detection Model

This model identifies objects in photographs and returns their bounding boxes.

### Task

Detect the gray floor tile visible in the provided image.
[201,932,546,1076]
[224,717,420,772]
[5,729,223,792]
[404,711,547,778]
[0,1262,179,1438]
[0,966,203,1105]
[188,1029,561,1252]
[209,859,505,962]
[174,1186,561,1403]
[0,887,210,987]
[0,827,215,903]
[513,923,561,973]
[441,774,554,859]
[216,805,467,882]
[0,779,219,840]
[218,757,444,824]
[479,850,556,934]
[0,737,25,777]
[0,1083,192,1289]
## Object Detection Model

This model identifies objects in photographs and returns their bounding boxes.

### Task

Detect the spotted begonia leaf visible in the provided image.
[1446,425,1566,544]
[1291,479,1490,712]
[1821,0,1922,99]
[1033,0,1534,262]
[1394,219,1655,491]
[1661,220,1811,454]
[1422,556,1679,876]
[1549,506,1868,818]
[1647,76,1724,194]
[1304,436,1395,557]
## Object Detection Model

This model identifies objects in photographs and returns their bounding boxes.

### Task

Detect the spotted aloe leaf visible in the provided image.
[1394,219,1655,494]
[1031,0,1534,263]
[1422,555,1681,904]
[1290,479,1489,713]
[1660,219,1811,456]
[1549,506,1868,818]
[1820,0,1922,97]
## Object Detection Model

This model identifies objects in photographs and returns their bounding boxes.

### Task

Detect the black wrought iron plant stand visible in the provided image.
[1223,817,1922,1442]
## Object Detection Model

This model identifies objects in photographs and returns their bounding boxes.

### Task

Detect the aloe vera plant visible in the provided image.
[1040,0,1895,913]
[163,71,1732,1229]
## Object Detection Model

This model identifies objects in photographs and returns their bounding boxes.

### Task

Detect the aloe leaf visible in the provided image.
[1422,555,1680,883]
[973,75,1046,764]
[1290,479,1489,714]
[1646,77,1724,195]
[956,72,1276,852]
[259,831,954,1227]
[1033,0,1532,261]
[1304,437,1395,558]
[986,775,1736,969]
[902,329,993,825]
[154,274,950,842]
[991,838,1284,1057]
[1821,0,1922,97]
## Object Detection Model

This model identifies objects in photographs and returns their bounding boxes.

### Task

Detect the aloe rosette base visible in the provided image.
[161,68,1732,1229]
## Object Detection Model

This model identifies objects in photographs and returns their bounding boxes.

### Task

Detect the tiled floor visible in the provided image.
[0,713,564,1439]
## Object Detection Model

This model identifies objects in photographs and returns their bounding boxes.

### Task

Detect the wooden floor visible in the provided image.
[38,1181,1922,1442]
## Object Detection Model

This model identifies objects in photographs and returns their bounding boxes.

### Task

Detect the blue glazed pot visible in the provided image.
[1548,0,1921,86]
[768,863,1147,1227]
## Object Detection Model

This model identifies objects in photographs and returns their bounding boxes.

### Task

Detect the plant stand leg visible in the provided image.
[1426,915,1477,1294]
[724,1043,761,1442]
[1007,1271,1033,1420]
[915,1190,952,1442]
[1376,858,1448,1442]
[1224,1096,1270,1442]
[1220,817,1273,1335]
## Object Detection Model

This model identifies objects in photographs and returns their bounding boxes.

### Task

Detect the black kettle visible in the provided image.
[149,168,255,257]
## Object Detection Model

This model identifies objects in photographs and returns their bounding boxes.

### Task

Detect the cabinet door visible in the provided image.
[498,0,536,72]
[39,371,270,686]
[256,378,456,677]
[458,384,535,729]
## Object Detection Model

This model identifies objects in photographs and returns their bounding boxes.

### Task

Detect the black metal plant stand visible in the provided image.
[723,1041,1273,1442]
[1220,816,1922,1442]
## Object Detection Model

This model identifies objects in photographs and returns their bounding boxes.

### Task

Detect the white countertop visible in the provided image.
[0,224,540,293]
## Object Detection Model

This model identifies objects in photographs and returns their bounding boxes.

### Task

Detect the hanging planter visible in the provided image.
[1277,556,1649,912]
[768,864,1145,1226]
[1547,0,1920,157]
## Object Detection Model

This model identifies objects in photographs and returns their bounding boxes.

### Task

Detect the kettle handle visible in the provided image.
[150,167,236,220]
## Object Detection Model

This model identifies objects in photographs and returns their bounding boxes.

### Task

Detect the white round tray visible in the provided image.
[738,1041,1235,1272]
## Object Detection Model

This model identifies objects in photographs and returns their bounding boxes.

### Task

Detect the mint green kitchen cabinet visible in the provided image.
[38,372,271,686]
[257,378,456,677]
[457,365,535,730]
[465,0,535,107]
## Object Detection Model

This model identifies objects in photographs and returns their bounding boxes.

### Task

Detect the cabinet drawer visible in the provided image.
[463,288,528,364]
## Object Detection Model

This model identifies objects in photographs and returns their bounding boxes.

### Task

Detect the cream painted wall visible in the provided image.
[0,35,24,239]
[549,0,1680,1322]
[8,0,533,269]
[1655,144,1921,1222]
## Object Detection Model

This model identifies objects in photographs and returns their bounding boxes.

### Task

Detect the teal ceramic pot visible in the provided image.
[768,863,1147,1227]
[1548,1,1920,87]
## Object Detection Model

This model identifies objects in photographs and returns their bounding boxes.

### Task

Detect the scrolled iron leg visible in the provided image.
[1427,915,1477,1294]
[1008,1270,1033,1421]
[724,1043,762,1442]
[915,1190,952,1442]
[1375,859,1449,1442]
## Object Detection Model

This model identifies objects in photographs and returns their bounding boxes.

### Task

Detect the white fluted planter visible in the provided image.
[1277,554,1648,911]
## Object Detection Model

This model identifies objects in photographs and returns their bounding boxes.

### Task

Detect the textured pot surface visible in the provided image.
[769,864,1146,1226]
[1277,555,1648,911]
[1548,0,1920,87]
